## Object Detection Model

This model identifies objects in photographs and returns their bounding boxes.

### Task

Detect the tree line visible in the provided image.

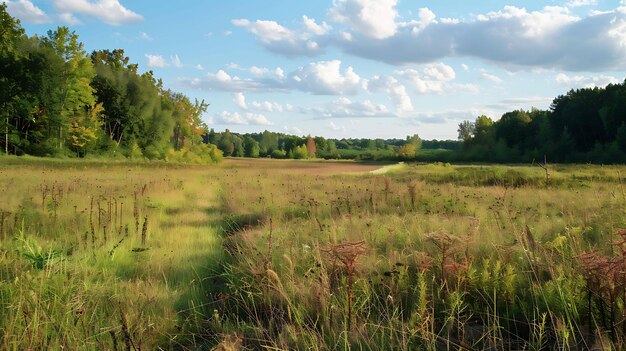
[455,81,626,163]
[0,5,222,163]
[205,129,437,160]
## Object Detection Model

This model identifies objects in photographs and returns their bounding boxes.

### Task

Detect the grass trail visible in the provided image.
[150,173,228,349]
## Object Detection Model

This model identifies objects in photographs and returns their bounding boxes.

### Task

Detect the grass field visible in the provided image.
[1,157,625,350]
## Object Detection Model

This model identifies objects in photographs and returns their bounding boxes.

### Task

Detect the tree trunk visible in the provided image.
[4,116,8,155]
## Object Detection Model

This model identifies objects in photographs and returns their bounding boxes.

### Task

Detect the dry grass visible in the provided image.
[2,157,626,350]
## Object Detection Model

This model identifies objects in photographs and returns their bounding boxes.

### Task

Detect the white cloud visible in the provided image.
[53,0,142,25]
[290,60,361,95]
[59,12,80,24]
[231,92,292,113]
[179,70,282,93]
[251,101,289,113]
[139,32,152,40]
[171,54,183,68]
[181,61,471,100]
[395,63,456,94]
[145,54,167,68]
[366,76,414,114]
[145,54,183,68]
[303,15,331,36]
[312,97,395,118]
[249,66,285,79]
[555,73,620,88]
[329,0,398,39]
[233,93,247,109]
[215,111,273,126]
[3,0,50,24]
[329,5,626,71]
[566,0,597,7]
[461,64,469,72]
[481,72,503,83]
[485,96,554,111]
[329,121,347,132]
[284,126,303,135]
[232,18,324,56]
[406,108,494,125]
[399,8,437,34]
[183,70,275,92]
[195,64,204,70]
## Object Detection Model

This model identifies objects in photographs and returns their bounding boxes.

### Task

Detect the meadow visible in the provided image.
[0,157,625,350]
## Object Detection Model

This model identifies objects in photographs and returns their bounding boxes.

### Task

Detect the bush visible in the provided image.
[166,143,223,164]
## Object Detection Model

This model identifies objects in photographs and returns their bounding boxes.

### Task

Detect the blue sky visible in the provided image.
[4,0,626,139]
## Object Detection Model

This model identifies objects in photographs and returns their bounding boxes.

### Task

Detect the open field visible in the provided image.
[1,157,626,350]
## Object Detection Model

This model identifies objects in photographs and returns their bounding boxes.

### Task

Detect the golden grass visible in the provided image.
[2,157,626,350]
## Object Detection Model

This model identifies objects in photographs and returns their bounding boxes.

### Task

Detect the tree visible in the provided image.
[292,144,309,159]
[406,134,422,151]
[457,120,475,143]
[306,136,317,157]
[42,27,96,150]
[243,135,260,158]
[0,3,25,154]
[398,144,417,159]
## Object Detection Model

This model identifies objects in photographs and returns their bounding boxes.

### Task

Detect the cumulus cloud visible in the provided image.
[249,66,285,79]
[233,92,247,109]
[232,17,325,56]
[59,12,80,24]
[3,0,50,24]
[145,54,167,68]
[232,93,293,113]
[366,76,413,114]
[182,70,275,92]
[251,101,291,113]
[394,63,456,94]
[555,73,620,88]
[290,60,362,95]
[145,54,184,68]
[180,60,362,96]
[214,111,273,126]
[303,15,331,35]
[329,0,398,39]
[284,126,303,135]
[566,0,597,7]
[237,4,626,71]
[53,0,142,25]
[312,97,395,118]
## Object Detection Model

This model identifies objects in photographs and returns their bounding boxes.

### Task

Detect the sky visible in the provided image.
[4,0,626,140]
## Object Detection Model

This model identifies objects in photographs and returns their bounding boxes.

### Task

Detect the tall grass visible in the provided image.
[213,162,626,349]
[2,158,626,349]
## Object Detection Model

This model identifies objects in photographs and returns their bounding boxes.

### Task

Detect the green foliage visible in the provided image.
[0,9,220,164]
[398,144,417,159]
[457,83,626,163]
[292,144,310,159]
[243,136,260,158]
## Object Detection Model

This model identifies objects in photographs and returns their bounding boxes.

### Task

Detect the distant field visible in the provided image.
[222,157,388,174]
[1,157,626,350]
